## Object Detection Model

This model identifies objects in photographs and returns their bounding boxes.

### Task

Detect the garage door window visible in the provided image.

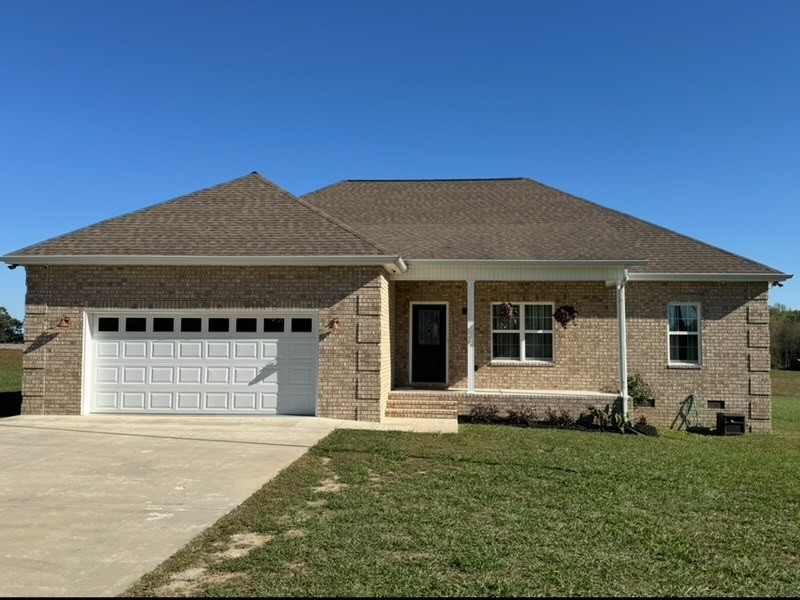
[181,317,202,332]
[291,318,312,333]
[264,318,285,332]
[126,317,147,332]
[98,317,119,332]
[236,318,257,332]
[208,318,229,332]
[153,317,174,332]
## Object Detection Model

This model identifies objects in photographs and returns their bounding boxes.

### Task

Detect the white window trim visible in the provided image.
[667,302,702,366]
[490,302,555,363]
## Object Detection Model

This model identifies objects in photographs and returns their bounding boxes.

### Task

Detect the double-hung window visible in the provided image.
[491,303,554,362]
[668,303,701,364]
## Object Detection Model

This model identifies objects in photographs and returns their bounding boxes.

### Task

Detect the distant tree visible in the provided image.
[770,304,800,370]
[0,307,23,343]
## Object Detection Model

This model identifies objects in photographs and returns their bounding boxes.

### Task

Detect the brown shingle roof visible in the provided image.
[303,178,783,275]
[10,173,387,257]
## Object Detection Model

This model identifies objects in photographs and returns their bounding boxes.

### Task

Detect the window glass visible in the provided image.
[668,303,700,364]
[208,318,229,333]
[153,318,174,332]
[98,317,119,332]
[125,317,147,332]
[236,318,257,333]
[491,303,553,362]
[264,318,285,332]
[525,332,553,361]
[291,318,312,333]
[492,332,520,359]
[181,317,202,332]
[492,304,519,330]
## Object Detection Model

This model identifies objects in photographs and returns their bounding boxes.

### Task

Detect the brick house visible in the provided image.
[3,173,791,431]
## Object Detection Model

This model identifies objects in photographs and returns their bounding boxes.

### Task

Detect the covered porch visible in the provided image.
[386,260,644,420]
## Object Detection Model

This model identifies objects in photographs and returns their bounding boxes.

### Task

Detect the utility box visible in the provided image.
[717,413,746,436]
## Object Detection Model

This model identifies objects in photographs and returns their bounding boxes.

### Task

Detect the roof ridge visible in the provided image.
[255,174,393,256]
[519,178,783,275]
[5,172,264,257]
[340,177,527,183]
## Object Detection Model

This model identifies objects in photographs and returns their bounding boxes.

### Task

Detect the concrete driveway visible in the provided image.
[0,415,342,597]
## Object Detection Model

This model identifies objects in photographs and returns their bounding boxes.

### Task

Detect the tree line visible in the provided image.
[771,304,800,370]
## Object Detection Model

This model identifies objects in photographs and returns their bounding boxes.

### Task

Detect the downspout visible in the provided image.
[616,268,630,420]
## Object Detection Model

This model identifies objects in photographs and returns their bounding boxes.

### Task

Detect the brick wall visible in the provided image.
[394,280,772,431]
[23,265,389,421]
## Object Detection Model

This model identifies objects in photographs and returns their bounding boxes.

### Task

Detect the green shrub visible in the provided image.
[468,403,500,423]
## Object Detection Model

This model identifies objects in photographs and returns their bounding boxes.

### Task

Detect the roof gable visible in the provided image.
[304,178,783,275]
[9,173,387,258]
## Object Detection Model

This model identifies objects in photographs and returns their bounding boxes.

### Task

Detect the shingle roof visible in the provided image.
[9,173,387,257]
[303,178,783,275]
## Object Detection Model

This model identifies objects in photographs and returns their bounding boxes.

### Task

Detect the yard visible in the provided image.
[0,348,22,417]
[123,370,800,598]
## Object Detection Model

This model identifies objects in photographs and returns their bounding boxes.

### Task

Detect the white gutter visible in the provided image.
[617,268,630,422]
[406,259,648,268]
[628,272,792,282]
[1,254,408,273]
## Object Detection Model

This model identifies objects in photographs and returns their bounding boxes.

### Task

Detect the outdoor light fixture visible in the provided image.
[327,317,341,332]
[56,316,71,329]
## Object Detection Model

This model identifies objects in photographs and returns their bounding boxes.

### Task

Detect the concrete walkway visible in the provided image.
[0,415,456,597]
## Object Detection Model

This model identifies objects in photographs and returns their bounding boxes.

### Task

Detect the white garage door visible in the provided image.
[87,312,318,415]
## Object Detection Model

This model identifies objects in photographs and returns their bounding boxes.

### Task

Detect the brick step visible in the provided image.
[385,409,457,419]
[386,400,457,410]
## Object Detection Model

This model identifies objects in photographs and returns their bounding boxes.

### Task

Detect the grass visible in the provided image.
[125,371,800,598]
[0,348,22,417]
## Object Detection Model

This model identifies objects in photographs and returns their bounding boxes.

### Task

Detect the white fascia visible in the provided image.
[1,254,409,274]
[627,272,793,283]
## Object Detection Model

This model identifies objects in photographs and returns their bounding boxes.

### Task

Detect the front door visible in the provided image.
[411,304,447,384]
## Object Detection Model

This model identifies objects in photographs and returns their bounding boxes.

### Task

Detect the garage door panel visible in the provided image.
[151,367,174,384]
[178,367,202,384]
[205,392,229,410]
[207,342,230,359]
[206,367,229,384]
[122,367,147,384]
[151,342,175,359]
[179,342,203,359]
[234,341,258,359]
[121,392,145,410]
[233,366,258,384]
[97,342,119,359]
[177,392,201,410]
[150,392,173,410]
[232,392,257,410]
[96,392,118,409]
[123,342,148,359]
[96,367,118,384]
[91,312,317,415]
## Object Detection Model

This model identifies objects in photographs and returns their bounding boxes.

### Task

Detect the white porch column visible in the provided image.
[616,269,630,419]
[467,279,475,394]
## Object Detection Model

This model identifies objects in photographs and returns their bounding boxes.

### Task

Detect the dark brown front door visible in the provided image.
[411,304,447,384]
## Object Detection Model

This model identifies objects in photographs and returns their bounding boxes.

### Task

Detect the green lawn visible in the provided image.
[0,348,22,417]
[125,372,800,598]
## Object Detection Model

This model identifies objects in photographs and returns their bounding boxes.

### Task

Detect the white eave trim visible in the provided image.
[1,254,409,273]
[628,272,793,283]
[406,259,648,269]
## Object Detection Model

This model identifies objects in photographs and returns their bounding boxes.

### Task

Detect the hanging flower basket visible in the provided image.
[498,302,519,328]
[553,305,578,329]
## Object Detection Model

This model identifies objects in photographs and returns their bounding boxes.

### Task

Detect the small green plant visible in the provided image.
[506,405,538,427]
[628,374,655,407]
[584,403,630,433]
[468,403,500,424]
[543,408,575,428]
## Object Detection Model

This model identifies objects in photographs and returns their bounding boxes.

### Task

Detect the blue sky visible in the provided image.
[1,0,797,320]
